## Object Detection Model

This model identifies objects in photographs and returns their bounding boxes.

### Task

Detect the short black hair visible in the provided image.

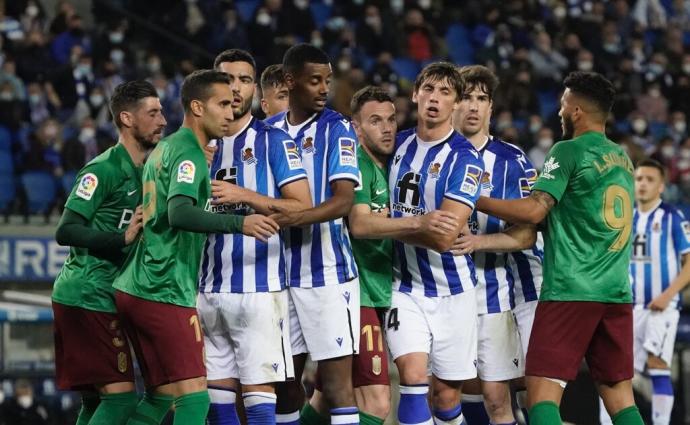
[261,64,286,92]
[637,158,666,179]
[180,70,231,113]
[563,71,616,115]
[283,43,330,75]
[458,65,499,101]
[350,86,393,116]
[109,80,158,128]
[213,48,256,73]
[414,62,464,100]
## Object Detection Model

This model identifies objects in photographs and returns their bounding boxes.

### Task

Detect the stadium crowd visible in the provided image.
[1,0,690,219]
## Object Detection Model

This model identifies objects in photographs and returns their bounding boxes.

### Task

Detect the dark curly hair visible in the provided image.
[563,71,616,115]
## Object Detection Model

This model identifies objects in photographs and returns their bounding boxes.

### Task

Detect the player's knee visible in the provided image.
[483,391,511,417]
[358,387,391,419]
[276,381,304,411]
[431,385,461,410]
[321,378,355,407]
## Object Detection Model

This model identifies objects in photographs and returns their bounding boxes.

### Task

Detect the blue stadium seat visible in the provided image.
[21,171,56,215]
[537,89,559,119]
[235,0,260,23]
[0,173,15,211]
[0,125,10,152]
[0,151,13,174]
[391,57,421,83]
[446,24,474,65]
[61,171,77,195]
[649,122,668,139]
[310,2,332,29]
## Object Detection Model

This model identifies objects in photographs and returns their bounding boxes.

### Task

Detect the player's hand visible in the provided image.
[648,292,673,311]
[124,206,143,245]
[242,214,280,242]
[451,233,482,256]
[204,144,217,166]
[211,180,247,204]
[416,210,458,235]
[269,204,305,227]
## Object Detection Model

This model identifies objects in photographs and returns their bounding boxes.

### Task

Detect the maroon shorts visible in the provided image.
[314,307,390,390]
[53,302,134,391]
[525,301,633,383]
[115,291,206,388]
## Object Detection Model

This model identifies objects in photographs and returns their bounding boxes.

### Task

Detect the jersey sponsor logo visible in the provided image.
[480,171,493,193]
[76,173,98,200]
[519,177,531,198]
[339,137,356,166]
[242,147,257,165]
[525,168,538,187]
[177,160,195,183]
[127,189,137,196]
[460,164,482,196]
[683,221,690,242]
[427,162,441,179]
[632,233,649,261]
[283,140,302,170]
[302,136,315,154]
[393,172,425,215]
[541,157,560,180]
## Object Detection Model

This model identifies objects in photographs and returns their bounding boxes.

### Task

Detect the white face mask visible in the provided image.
[26,5,39,17]
[109,32,124,44]
[79,127,96,142]
[681,148,690,159]
[661,145,675,159]
[256,12,271,26]
[17,395,33,409]
[648,88,661,98]
[683,63,690,75]
[537,137,553,150]
[632,118,647,134]
[89,94,104,107]
[674,121,687,134]
[110,49,125,64]
[578,61,593,71]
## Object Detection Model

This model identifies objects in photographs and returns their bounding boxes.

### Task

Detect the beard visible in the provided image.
[233,96,253,121]
[133,124,162,150]
[561,113,575,140]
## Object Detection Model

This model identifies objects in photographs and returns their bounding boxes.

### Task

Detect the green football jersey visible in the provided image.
[52,143,142,312]
[113,127,210,308]
[351,147,393,308]
[533,131,634,303]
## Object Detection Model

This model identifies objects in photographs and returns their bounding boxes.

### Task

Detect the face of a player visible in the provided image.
[217,61,255,120]
[635,166,665,203]
[130,96,167,149]
[453,84,492,138]
[261,84,289,117]
[288,62,331,114]
[354,101,397,157]
[559,88,576,140]
[201,83,234,140]
[412,77,459,127]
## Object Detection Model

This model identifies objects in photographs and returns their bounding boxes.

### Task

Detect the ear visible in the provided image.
[260,98,269,115]
[284,72,296,90]
[119,111,133,128]
[411,90,418,104]
[190,99,204,117]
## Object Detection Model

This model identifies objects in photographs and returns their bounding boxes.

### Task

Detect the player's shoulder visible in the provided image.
[489,137,527,159]
[660,202,688,220]
[448,131,481,162]
[255,117,290,141]
[321,108,354,133]
[82,145,120,175]
[264,110,287,127]
[395,127,416,144]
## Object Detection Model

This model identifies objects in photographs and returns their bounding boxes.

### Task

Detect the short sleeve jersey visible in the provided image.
[113,127,210,307]
[533,131,634,303]
[52,143,142,312]
[351,147,393,308]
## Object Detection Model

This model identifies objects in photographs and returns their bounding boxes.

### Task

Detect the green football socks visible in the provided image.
[89,391,139,425]
[300,402,329,425]
[172,390,210,425]
[529,401,562,425]
[612,405,644,425]
[126,392,173,425]
[75,394,100,425]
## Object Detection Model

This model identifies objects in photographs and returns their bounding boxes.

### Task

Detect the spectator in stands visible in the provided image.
[400,7,439,62]
[209,8,249,53]
[356,4,396,57]
[667,111,687,145]
[528,126,554,171]
[3,379,51,425]
[50,46,93,114]
[24,118,63,176]
[651,136,681,183]
[637,81,669,124]
[632,0,667,30]
[14,29,54,83]
[26,82,59,126]
[0,81,25,130]
[498,69,540,120]
[0,59,25,100]
[528,30,568,89]
[629,110,655,153]
[50,13,90,65]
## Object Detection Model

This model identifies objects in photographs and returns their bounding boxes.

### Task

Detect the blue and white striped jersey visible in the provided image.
[631,201,690,309]
[471,137,543,313]
[265,108,360,288]
[198,117,308,293]
[389,127,483,297]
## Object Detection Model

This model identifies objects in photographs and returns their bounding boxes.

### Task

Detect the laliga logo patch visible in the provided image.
[519,177,531,198]
[242,147,257,165]
[283,140,303,170]
[177,160,195,183]
[339,137,356,166]
[428,162,441,179]
[460,164,482,196]
[76,173,98,200]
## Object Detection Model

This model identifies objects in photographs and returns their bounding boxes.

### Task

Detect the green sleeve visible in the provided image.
[168,195,245,234]
[353,155,372,206]
[55,208,126,251]
[532,141,577,202]
[167,145,207,204]
[64,161,113,220]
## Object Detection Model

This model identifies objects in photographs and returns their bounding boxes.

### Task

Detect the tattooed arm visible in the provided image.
[475,190,556,225]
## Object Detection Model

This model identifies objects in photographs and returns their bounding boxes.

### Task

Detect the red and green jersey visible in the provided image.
[113,127,210,308]
[352,148,392,308]
[52,143,142,312]
[533,131,634,303]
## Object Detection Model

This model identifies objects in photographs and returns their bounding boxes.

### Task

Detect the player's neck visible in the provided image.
[227,112,253,137]
[181,117,209,151]
[464,131,490,150]
[287,105,316,126]
[573,121,605,138]
[119,134,148,166]
[360,141,386,169]
[416,120,453,142]
[637,198,662,213]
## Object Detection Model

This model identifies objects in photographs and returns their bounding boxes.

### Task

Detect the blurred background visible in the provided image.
[1,0,690,423]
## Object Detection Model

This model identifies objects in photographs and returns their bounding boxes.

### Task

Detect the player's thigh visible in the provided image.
[513,300,538,357]
[477,311,523,382]
[632,308,649,372]
[197,292,238,381]
[525,301,604,381]
[353,307,390,389]
[643,308,679,368]
[290,279,360,361]
[429,289,478,382]
[384,291,432,361]
[287,288,307,357]
[586,303,634,383]
[228,291,295,385]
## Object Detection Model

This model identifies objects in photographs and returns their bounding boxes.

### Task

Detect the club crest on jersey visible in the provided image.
[372,355,382,376]
[177,160,195,183]
[302,136,315,154]
[339,137,356,166]
[653,221,661,232]
[461,164,482,196]
[427,162,441,179]
[283,140,303,170]
[480,171,493,193]
[242,147,257,165]
[76,173,98,200]
[682,221,690,241]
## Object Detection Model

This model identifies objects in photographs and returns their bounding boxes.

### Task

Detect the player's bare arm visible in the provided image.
[348,204,458,240]
[397,199,472,252]
[476,190,556,225]
[211,178,312,215]
[270,179,355,227]
[648,253,690,311]
[451,223,537,256]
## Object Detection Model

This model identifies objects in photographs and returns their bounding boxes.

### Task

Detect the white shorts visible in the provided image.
[513,300,538,357]
[633,307,679,372]
[288,279,360,361]
[385,290,478,381]
[477,311,523,381]
[197,291,294,385]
